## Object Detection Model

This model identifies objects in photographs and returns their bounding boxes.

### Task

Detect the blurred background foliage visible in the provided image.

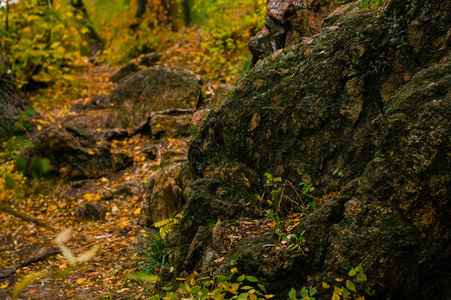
[0,0,266,88]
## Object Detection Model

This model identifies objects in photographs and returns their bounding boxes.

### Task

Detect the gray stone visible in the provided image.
[76,202,105,220]
[108,66,202,128]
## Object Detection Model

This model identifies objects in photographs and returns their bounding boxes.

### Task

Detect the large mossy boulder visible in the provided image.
[108,66,202,128]
[169,0,450,299]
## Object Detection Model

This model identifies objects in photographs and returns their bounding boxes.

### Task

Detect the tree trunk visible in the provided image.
[70,0,104,57]
[181,0,191,27]
[0,54,31,144]
[136,0,148,18]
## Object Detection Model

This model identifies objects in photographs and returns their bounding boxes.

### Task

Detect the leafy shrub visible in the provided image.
[0,0,82,88]
[132,267,274,300]
[196,0,266,80]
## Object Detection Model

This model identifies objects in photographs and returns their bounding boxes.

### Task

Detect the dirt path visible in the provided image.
[0,65,189,300]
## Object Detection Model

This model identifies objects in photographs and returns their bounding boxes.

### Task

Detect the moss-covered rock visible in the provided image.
[168,0,450,299]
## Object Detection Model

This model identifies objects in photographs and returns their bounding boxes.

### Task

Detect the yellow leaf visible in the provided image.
[76,278,85,284]
[331,291,340,300]
[214,257,225,263]
[307,275,312,282]
[1,283,9,289]
[83,193,96,201]
[333,286,343,295]
[322,282,330,289]
[88,150,95,155]
[133,208,141,216]
[190,278,196,286]
[176,278,186,281]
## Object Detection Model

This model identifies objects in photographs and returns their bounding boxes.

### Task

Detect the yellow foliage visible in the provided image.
[1,0,83,87]
[153,213,182,235]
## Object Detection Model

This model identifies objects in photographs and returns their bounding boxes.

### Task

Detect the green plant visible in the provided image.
[13,108,36,133]
[2,136,50,179]
[299,182,315,194]
[264,173,283,210]
[333,168,343,177]
[289,286,317,300]
[191,124,199,136]
[143,268,274,300]
[266,209,283,228]
[136,227,172,274]
[331,265,373,300]
[287,231,306,251]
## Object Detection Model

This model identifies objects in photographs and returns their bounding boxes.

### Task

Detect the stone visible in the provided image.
[191,109,211,128]
[116,181,146,196]
[138,163,184,227]
[151,113,193,138]
[249,0,337,63]
[109,62,139,83]
[29,125,132,179]
[108,66,203,128]
[139,52,160,67]
[75,202,105,220]
[208,84,233,109]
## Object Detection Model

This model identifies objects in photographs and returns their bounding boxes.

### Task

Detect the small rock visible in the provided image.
[139,52,160,67]
[103,190,113,200]
[116,181,145,196]
[109,62,139,83]
[75,202,105,220]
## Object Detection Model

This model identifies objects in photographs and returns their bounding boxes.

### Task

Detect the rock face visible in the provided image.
[0,55,32,143]
[249,0,337,63]
[169,0,450,299]
[138,163,184,227]
[108,66,202,128]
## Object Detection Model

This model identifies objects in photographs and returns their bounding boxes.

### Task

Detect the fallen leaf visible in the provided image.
[214,257,225,263]
[0,283,9,289]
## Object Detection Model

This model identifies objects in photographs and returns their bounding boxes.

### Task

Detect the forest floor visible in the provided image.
[0,64,190,300]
